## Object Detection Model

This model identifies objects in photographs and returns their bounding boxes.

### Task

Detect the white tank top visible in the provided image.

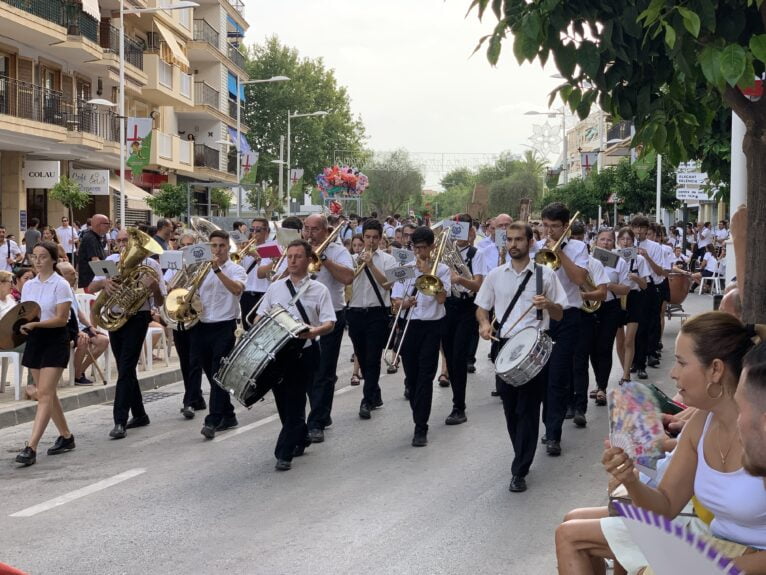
[694,412,766,549]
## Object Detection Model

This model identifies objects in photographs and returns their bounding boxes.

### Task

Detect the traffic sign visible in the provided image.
[676,188,711,201]
[675,172,708,185]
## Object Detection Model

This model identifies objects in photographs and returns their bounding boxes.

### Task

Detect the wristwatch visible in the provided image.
[213,267,222,274]
[320,253,327,262]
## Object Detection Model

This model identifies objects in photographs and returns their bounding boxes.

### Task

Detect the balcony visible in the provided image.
[0,75,68,127]
[151,129,193,171]
[227,0,244,15]
[192,18,218,48]
[65,99,120,142]
[607,120,632,143]
[194,81,219,108]
[227,98,237,120]
[194,144,219,169]
[99,24,145,70]
[227,44,246,71]
[0,0,98,42]
[143,54,194,106]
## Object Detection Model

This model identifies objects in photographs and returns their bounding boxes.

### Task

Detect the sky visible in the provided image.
[244,1,564,187]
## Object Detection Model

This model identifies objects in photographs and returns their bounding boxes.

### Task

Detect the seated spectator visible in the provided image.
[555,312,766,574]
[12,267,34,301]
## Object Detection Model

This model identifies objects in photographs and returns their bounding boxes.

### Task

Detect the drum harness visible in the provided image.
[492,264,544,353]
[285,278,318,352]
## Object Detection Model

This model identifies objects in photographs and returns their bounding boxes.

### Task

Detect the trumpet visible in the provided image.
[353,248,374,278]
[414,228,451,296]
[231,236,260,265]
[308,224,343,274]
[535,210,581,271]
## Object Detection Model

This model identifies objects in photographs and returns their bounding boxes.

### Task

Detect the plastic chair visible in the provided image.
[140,326,168,371]
[75,292,112,383]
[698,272,721,295]
[0,351,23,400]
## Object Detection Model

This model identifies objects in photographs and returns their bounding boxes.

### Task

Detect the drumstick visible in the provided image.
[504,303,536,336]
[86,346,107,384]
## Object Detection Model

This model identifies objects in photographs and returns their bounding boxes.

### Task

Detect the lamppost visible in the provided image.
[286,109,328,213]
[525,106,568,185]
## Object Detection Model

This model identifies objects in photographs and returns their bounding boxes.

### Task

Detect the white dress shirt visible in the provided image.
[637,238,666,284]
[698,227,713,248]
[475,260,567,339]
[242,251,272,293]
[601,258,629,302]
[348,249,396,308]
[452,245,486,296]
[703,252,718,273]
[391,262,451,321]
[313,242,354,312]
[55,225,77,254]
[661,244,675,271]
[0,294,16,320]
[715,228,729,242]
[623,254,651,291]
[199,259,247,323]
[588,257,610,287]
[0,240,21,272]
[93,253,166,311]
[21,273,74,321]
[256,274,336,348]
[533,238,590,308]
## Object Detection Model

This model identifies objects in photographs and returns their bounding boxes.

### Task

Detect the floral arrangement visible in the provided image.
[316,165,369,197]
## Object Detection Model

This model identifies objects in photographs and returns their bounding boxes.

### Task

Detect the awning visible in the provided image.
[81,0,100,20]
[154,20,189,68]
[109,176,153,210]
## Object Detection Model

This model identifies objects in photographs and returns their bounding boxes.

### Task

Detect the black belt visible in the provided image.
[347,306,388,313]
[244,290,265,296]
[448,293,475,302]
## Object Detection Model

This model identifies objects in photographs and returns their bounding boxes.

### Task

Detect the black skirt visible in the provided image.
[22,326,70,369]
[623,290,645,325]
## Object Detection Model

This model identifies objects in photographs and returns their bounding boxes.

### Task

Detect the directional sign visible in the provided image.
[676,172,708,185]
[676,188,711,201]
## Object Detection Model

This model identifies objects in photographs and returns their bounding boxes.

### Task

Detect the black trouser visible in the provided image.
[240,291,265,330]
[347,306,388,406]
[190,320,237,427]
[543,307,580,442]
[441,297,477,412]
[401,319,442,434]
[591,299,622,392]
[111,311,151,426]
[273,344,317,462]
[467,322,480,365]
[496,349,547,478]
[173,328,203,407]
[308,309,346,431]
[635,282,660,369]
[572,309,597,414]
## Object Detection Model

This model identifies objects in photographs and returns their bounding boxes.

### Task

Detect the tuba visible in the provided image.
[93,228,163,331]
[580,273,602,313]
[534,210,580,271]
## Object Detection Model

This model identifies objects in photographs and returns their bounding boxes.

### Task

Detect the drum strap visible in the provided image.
[495,269,533,335]
[286,279,311,326]
[245,257,260,275]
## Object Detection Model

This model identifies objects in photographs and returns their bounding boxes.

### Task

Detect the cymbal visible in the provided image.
[0,301,41,350]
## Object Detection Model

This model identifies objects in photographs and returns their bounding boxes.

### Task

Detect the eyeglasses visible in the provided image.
[252,227,266,232]
[116,238,128,244]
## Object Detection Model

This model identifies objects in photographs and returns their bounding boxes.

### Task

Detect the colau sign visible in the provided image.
[24,160,60,189]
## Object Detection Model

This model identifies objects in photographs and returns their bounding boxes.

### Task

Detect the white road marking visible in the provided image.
[10,468,146,518]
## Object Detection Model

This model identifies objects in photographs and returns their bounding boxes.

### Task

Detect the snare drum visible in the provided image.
[494,327,554,387]
[213,304,308,407]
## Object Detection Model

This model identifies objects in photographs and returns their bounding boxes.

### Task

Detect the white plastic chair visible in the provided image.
[0,351,23,400]
[140,326,168,371]
[698,272,722,295]
[75,292,112,383]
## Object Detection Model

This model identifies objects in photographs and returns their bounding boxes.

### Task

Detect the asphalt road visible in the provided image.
[1,296,709,575]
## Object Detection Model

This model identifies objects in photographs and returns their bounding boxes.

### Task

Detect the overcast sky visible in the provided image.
[244,0,563,186]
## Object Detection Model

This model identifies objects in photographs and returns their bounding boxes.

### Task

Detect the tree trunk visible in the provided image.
[743,126,766,323]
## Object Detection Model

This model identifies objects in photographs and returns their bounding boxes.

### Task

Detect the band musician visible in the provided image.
[255,240,335,471]
[239,216,272,329]
[476,222,566,492]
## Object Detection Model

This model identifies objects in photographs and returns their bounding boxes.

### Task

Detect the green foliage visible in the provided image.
[363,149,425,216]
[210,188,232,216]
[440,167,476,191]
[431,185,472,218]
[48,176,91,212]
[145,184,188,219]
[243,37,367,197]
[488,172,541,217]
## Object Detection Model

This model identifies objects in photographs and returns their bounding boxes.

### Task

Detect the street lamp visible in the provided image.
[113,0,199,229]
[525,107,568,184]
[287,110,328,213]
[232,75,289,217]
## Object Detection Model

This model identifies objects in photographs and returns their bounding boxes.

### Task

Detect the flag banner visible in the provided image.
[580,151,599,177]
[126,117,153,177]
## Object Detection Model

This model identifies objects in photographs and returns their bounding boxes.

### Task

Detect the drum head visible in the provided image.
[495,327,537,373]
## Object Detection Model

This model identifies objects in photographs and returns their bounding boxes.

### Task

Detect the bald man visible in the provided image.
[78,213,109,289]
[481,213,513,274]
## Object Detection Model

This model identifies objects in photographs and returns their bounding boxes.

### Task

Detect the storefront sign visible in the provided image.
[24,160,60,188]
[71,169,110,196]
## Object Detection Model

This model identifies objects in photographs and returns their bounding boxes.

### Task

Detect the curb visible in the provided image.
[0,368,182,431]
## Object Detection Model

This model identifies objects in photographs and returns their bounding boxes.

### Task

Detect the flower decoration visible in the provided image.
[328,199,343,214]
[316,164,368,198]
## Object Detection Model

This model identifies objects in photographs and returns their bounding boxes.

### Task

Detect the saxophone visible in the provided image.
[93,228,163,331]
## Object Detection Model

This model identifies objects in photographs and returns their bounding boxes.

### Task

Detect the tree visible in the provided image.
[488,172,541,217]
[145,184,188,219]
[431,185,472,217]
[243,37,367,201]
[440,167,476,191]
[48,176,92,226]
[363,149,425,216]
[469,0,766,322]
[210,188,232,216]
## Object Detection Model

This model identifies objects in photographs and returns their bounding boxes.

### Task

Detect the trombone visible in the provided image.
[383,278,415,370]
[534,210,581,270]
[308,224,343,274]
[414,228,451,296]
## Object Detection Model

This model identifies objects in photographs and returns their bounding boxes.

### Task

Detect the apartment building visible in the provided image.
[0,0,249,235]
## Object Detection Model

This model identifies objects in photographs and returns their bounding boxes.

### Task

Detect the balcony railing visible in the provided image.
[65,99,120,142]
[194,144,219,169]
[159,59,173,88]
[99,24,145,70]
[226,0,244,15]
[193,19,219,48]
[1,0,99,43]
[180,73,191,99]
[607,120,632,143]
[227,44,245,70]
[0,75,67,127]
[227,98,237,120]
[194,81,219,108]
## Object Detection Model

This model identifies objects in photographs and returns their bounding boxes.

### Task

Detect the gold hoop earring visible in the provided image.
[706,381,724,399]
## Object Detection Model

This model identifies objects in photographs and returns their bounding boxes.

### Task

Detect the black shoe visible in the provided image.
[359,401,371,420]
[200,424,216,439]
[412,432,428,447]
[637,369,648,380]
[275,459,292,471]
[630,366,637,373]
[540,434,547,444]
[216,418,239,432]
[190,399,207,411]
[387,365,398,375]
[509,475,527,493]
[324,416,333,428]
[445,409,467,425]
[648,357,660,368]
[546,440,562,456]
[125,415,150,429]
[467,362,476,374]
[308,429,324,443]
[573,411,587,428]
[109,424,126,439]
[180,405,195,420]
[438,375,450,388]
[491,390,500,397]
[15,445,36,466]
[293,436,311,457]
[74,374,94,386]
[564,406,575,420]
[47,434,75,455]
[372,397,383,409]
[404,387,410,400]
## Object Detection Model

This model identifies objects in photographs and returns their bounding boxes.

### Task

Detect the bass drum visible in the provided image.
[213,304,308,407]
[667,272,692,305]
[494,327,554,387]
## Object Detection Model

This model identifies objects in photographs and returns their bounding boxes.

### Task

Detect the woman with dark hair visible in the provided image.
[555,312,766,574]
[42,226,68,261]
[14,241,75,466]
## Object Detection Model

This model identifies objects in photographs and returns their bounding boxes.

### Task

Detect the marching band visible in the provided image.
[10,204,689,492]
